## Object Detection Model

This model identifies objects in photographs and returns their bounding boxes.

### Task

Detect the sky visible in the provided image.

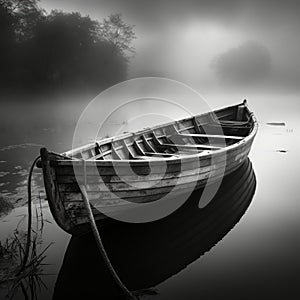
[40,0,300,91]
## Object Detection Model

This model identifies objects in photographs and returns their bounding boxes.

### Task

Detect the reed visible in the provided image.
[0,209,52,299]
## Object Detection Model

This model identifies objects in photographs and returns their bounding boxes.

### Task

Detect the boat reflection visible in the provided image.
[53,158,256,299]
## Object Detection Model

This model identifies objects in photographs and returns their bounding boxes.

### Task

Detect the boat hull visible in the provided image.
[38,101,258,235]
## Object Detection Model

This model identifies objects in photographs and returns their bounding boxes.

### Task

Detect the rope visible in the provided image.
[17,155,41,275]
[79,160,137,300]
[22,154,136,298]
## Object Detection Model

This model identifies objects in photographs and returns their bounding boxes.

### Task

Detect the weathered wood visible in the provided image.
[59,161,243,205]
[65,163,254,222]
[177,133,244,140]
[37,101,258,234]
[143,152,178,157]
[111,145,121,160]
[121,140,135,159]
[133,140,145,155]
[58,160,243,195]
[54,144,252,177]
[141,134,156,152]
[63,158,255,229]
[55,152,251,187]
[162,143,222,150]
[40,148,73,233]
[192,117,202,134]
[152,131,222,151]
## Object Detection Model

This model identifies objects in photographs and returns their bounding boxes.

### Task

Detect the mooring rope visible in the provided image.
[22,155,136,298]
[79,160,137,299]
[18,155,41,275]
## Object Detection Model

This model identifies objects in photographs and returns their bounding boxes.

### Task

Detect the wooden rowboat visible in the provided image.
[38,100,257,234]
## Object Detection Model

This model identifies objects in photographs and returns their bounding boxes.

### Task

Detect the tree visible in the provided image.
[25,10,127,90]
[0,4,135,93]
[0,0,44,41]
[98,13,136,59]
[0,0,44,86]
[212,41,271,85]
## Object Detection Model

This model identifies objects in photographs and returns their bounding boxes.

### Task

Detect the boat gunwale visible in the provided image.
[54,101,258,166]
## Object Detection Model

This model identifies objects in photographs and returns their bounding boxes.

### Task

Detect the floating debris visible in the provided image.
[276,150,288,153]
[266,122,286,126]
[0,171,10,178]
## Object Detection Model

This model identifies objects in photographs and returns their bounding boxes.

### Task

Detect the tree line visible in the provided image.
[0,0,136,94]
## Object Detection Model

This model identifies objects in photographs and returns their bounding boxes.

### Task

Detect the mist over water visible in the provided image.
[1,90,299,299]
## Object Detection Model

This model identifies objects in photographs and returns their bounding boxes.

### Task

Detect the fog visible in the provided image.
[1,2,300,299]
[41,0,300,92]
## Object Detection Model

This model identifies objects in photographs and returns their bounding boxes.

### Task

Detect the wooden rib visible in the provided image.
[152,132,176,153]
[87,149,111,160]
[191,117,202,133]
[152,131,163,145]
[133,140,145,155]
[121,140,135,159]
[111,145,121,160]
[141,134,156,152]
[94,143,101,155]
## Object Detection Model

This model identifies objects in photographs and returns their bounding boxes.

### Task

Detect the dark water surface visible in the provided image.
[0,93,300,299]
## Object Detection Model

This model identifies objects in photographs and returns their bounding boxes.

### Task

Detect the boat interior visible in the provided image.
[64,102,254,161]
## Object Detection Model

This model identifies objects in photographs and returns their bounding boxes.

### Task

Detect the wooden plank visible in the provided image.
[58,157,244,196]
[59,161,243,204]
[40,148,73,233]
[142,134,157,152]
[121,140,135,159]
[177,133,244,140]
[59,169,212,193]
[158,142,221,150]
[57,163,213,184]
[63,159,255,226]
[133,140,145,155]
[152,130,222,150]
[143,152,178,157]
[192,116,202,134]
[87,150,110,160]
[54,143,252,177]
[111,146,121,160]
[55,148,251,186]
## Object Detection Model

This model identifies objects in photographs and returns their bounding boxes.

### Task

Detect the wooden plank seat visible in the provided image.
[135,152,179,160]
[176,133,244,140]
[208,121,252,129]
[152,133,222,151]
[158,143,221,150]
[170,122,245,141]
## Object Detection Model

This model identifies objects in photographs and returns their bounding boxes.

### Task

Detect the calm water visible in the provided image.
[0,92,300,299]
